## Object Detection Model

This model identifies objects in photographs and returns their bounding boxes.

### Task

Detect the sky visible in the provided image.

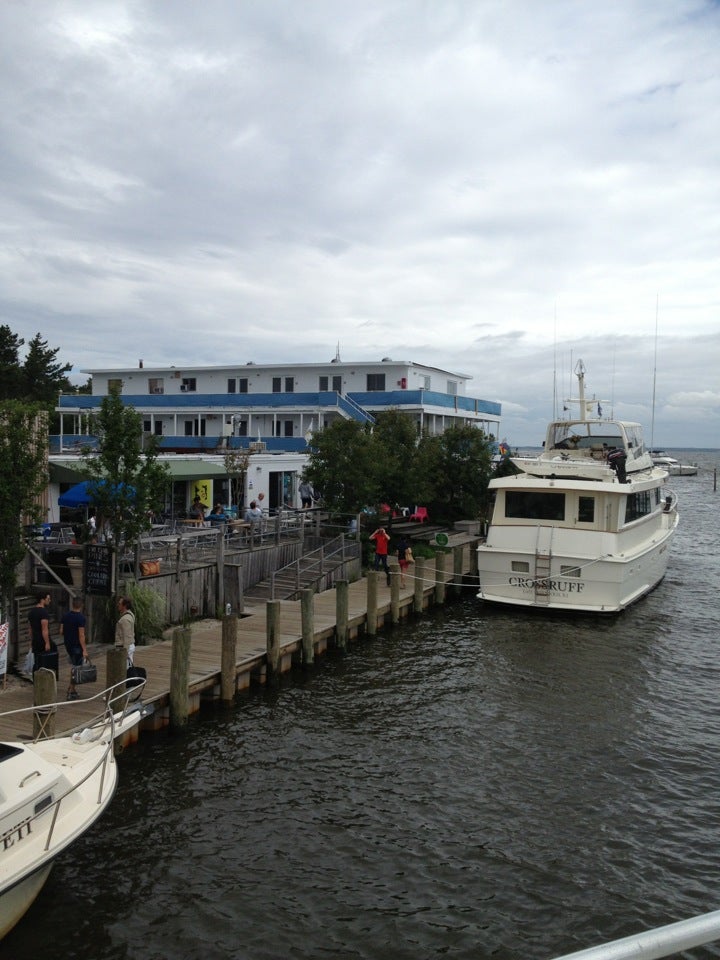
[1,1,719,448]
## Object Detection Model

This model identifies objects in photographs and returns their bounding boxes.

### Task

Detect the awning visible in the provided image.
[50,457,228,486]
[161,460,228,479]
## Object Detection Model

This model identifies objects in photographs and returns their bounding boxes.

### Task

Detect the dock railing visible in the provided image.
[550,907,720,959]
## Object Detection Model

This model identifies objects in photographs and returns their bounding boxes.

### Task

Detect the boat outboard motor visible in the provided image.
[607,447,628,483]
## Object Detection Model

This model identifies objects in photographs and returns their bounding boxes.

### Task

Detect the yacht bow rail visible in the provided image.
[550,907,720,959]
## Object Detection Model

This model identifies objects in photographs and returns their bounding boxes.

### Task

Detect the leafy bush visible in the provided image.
[121,580,167,644]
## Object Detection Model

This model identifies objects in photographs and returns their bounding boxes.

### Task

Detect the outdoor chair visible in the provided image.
[409,506,429,523]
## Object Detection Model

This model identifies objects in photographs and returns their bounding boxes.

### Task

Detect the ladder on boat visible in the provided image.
[534,527,553,604]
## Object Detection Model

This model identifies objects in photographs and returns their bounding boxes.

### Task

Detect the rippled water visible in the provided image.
[6,453,719,960]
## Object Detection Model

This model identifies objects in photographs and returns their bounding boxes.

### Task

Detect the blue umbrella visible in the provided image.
[58,480,135,507]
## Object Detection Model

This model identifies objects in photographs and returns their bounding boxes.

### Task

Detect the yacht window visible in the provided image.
[511,561,530,573]
[560,565,581,578]
[578,497,595,522]
[0,743,23,762]
[505,491,565,521]
[625,491,652,522]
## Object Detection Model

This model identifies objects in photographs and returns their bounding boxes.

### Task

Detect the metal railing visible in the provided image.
[551,908,720,959]
[269,534,361,600]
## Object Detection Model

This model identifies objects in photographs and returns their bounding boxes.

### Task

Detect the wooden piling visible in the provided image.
[220,614,237,701]
[266,600,281,675]
[366,571,379,635]
[32,668,57,740]
[336,580,348,650]
[301,588,315,665]
[413,557,425,613]
[453,545,464,597]
[390,568,400,623]
[106,646,127,711]
[435,552,446,605]
[170,627,191,728]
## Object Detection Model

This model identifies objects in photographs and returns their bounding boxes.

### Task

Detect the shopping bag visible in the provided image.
[71,658,97,685]
[36,647,59,678]
[126,665,147,690]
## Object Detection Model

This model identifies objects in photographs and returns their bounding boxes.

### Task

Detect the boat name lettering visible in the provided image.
[2,815,32,850]
[509,576,586,593]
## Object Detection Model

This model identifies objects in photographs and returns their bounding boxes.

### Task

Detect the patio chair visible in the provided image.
[409,506,429,523]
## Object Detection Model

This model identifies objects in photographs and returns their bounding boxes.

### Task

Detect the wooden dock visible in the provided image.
[0,538,480,746]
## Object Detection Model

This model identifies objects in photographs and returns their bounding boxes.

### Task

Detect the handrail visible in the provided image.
[269,535,360,599]
[550,908,720,959]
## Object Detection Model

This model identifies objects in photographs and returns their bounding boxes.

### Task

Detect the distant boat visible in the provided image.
[477,360,679,613]
[0,684,146,940]
[649,452,698,476]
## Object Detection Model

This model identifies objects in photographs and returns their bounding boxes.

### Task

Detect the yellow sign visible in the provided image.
[191,479,211,506]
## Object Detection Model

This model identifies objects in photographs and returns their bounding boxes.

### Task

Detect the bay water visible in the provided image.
[5,452,719,960]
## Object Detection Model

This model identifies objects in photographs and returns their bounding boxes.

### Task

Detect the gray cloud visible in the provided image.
[1,0,718,446]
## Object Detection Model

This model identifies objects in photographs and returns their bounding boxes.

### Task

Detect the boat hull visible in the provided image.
[0,862,54,939]
[477,526,676,613]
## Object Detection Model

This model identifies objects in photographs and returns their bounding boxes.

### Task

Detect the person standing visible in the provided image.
[299,480,315,509]
[370,527,391,585]
[27,592,54,674]
[60,596,88,700]
[115,596,136,668]
[396,536,413,588]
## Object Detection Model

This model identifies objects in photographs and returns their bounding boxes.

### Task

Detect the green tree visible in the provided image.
[303,419,378,515]
[83,388,170,585]
[420,425,493,523]
[21,333,73,404]
[372,409,429,511]
[223,447,250,511]
[0,403,48,628]
[0,325,24,401]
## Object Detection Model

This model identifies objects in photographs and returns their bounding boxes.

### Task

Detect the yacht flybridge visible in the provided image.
[477,361,679,613]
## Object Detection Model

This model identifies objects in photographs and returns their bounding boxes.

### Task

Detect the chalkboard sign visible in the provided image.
[85,544,113,596]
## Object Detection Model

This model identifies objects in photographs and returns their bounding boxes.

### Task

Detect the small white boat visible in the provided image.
[477,360,679,613]
[0,681,146,939]
[650,453,698,476]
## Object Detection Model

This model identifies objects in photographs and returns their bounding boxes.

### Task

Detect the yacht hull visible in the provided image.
[477,522,676,613]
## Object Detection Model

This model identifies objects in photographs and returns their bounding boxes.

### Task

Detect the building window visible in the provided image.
[108,378,122,394]
[238,378,248,393]
[184,419,205,436]
[181,378,197,393]
[332,375,342,392]
[237,420,248,436]
[285,377,294,393]
[422,376,431,390]
[272,377,281,393]
[447,380,458,395]
[366,374,386,391]
[284,420,293,437]
[319,376,328,391]
[227,378,236,393]
[148,378,164,395]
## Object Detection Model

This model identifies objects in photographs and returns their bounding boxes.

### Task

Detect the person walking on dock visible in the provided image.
[60,596,88,700]
[370,527,391,585]
[115,596,136,668]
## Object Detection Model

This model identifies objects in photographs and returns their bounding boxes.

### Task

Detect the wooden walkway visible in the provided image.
[0,538,480,746]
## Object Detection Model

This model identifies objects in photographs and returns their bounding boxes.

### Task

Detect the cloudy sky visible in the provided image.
[1,1,719,447]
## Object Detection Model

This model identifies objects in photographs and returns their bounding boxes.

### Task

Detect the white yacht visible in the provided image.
[0,683,146,939]
[477,361,679,613]
[650,452,698,476]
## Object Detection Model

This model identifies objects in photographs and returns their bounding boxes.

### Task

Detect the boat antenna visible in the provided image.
[650,295,659,450]
[552,306,558,417]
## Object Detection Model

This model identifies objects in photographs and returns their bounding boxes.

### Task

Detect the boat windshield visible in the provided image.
[547,422,624,451]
